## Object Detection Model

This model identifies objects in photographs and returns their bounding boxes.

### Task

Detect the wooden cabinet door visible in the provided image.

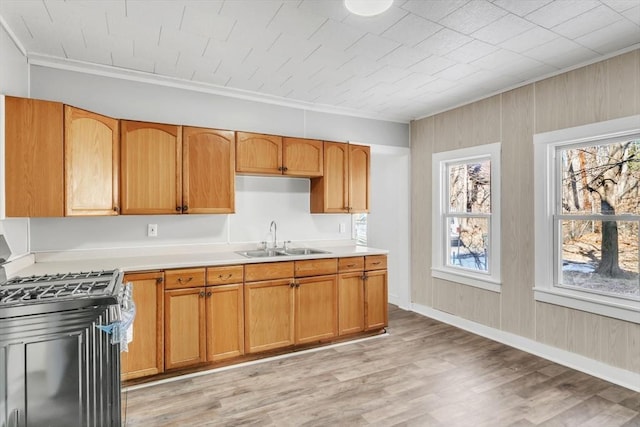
[338,272,364,336]
[364,269,388,331]
[236,132,282,175]
[120,120,182,214]
[164,287,206,369]
[295,275,338,344]
[349,143,370,213]
[244,279,294,353]
[65,106,119,216]
[205,284,244,362]
[310,141,349,213]
[183,127,235,214]
[5,96,64,217]
[282,137,323,177]
[121,272,164,381]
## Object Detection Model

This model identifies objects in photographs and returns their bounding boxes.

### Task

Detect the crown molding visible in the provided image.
[27,53,411,124]
[0,15,27,57]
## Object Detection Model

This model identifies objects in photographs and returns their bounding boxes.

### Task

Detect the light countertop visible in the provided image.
[7,242,388,278]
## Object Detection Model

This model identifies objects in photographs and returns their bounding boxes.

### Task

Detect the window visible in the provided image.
[534,115,640,323]
[432,143,501,292]
[352,213,367,245]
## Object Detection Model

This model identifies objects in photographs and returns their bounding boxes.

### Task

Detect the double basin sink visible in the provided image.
[236,247,330,258]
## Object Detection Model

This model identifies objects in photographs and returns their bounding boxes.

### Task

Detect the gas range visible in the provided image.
[0,269,124,318]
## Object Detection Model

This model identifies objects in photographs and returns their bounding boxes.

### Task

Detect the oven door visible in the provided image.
[1,306,121,427]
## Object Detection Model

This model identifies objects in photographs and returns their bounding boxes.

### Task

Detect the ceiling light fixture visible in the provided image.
[344,0,393,17]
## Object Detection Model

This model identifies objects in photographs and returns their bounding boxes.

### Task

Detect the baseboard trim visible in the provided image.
[410,303,640,393]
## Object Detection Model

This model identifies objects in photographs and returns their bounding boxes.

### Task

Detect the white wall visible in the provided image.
[368,146,411,309]
[0,23,30,259]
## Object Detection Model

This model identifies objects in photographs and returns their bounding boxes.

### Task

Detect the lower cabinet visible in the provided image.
[244,260,338,354]
[365,255,388,331]
[164,287,207,370]
[206,283,244,362]
[338,271,365,335]
[124,255,386,380]
[164,266,245,369]
[365,269,388,330]
[295,274,338,344]
[121,271,164,381]
[337,255,388,335]
[244,279,295,353]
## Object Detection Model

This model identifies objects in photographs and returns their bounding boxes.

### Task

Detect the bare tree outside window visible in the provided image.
[447,159,491,272]
[559,138,640,299]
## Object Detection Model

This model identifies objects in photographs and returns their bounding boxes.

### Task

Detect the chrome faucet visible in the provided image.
[269,220,277,248]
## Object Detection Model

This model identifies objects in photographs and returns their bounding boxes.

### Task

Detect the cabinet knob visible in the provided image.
[182,205,189,212]
[283,166,288,172]
[113,206,119,213]
[199,291,206,297]
[206,291,212,297]
[362,273,368,281]
[176,206,182,212]
[289,282,295,288]
[296,282,300,288]
[278,166,284,171]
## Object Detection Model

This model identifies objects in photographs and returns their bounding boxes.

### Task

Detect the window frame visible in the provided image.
[432,142,501,293]
[534,115,640,324]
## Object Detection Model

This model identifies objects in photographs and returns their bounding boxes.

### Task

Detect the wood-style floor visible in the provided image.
[122,305,640,426]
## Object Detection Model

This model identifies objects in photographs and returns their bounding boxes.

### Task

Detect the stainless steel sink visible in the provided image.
[236,248,330,258]
[235,249,288,258]
[282,248,330,255]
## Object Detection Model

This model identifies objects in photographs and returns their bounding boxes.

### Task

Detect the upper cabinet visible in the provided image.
[120,121,235,215]
[120,120,182,215]
[65,106,119,216]
[282,137,323,177]
[310,142,370,213]
[183,127,235,214]
[348,144,370,212]
[236,132,323,177]
[5,96,64,217]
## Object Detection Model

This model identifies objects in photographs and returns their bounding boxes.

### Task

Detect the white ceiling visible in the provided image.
[1,0,639,123]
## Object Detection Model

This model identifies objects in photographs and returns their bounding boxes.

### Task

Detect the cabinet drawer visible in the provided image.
[295,258,337,277]
[365,255,387,271]
[245,262,294,282]
[338,257,364,272]
[207,265,244,285]
[164,268,206,290]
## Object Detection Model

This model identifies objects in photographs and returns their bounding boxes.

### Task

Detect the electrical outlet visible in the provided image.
[147,224,158,237]
[339,223,346,233]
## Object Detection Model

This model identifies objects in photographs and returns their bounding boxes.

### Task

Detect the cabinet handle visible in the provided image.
[178,277,193,284]
[182,205,189,212]
[199,291,206,297]
[218,273,233,279]
[372,262,381,265]
[346,264,356,268]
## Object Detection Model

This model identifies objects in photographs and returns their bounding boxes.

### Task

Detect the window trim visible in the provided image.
[534,115,640,324]
[432,142,501,293]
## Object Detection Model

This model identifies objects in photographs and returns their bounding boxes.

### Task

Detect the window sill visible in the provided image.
[432,267,501,293]
[534,287,640,324]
